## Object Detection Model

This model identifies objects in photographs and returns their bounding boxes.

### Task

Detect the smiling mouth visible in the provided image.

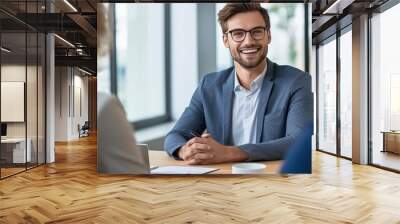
[239,47,260,55]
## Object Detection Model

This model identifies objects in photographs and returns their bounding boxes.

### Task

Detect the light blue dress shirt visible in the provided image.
[231,64,267,146]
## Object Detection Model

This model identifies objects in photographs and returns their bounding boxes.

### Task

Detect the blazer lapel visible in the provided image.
[222,69,235,145]
[256,59,275,142]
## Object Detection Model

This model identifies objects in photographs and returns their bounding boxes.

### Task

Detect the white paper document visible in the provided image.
[150,166,218,174]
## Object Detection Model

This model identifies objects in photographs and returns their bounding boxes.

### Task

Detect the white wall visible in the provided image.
[72,73,89,137]
[1,63,46,164]
[1,65,39,138]
[55,66,68,141]
[1,66,26,136]
[55,67,89,141]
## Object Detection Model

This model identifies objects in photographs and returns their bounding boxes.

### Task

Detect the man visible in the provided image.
[164,3,313,165]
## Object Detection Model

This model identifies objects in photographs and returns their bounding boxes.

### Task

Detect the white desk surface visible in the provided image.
[149,151,282,174]
[1,138,28,144]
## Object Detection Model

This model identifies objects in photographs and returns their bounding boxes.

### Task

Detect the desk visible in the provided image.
[1,138,31,164]
[148,150,282,174]
[381,131,400,154]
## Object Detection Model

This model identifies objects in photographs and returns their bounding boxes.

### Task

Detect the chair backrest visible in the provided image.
[279,122,313,174]
[82,121,90,129]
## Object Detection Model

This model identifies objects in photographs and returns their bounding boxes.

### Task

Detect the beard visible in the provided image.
[229,44,268,69]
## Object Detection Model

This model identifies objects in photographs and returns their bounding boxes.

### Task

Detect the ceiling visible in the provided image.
[0,0,97,74]
[6,0,394,73]
[312,0,390,44]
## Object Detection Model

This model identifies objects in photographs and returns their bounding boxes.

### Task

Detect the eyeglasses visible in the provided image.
[225,27,268,42]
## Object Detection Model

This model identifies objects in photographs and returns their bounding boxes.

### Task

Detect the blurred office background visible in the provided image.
[1,0,398,179]
[0,0,97,179]
[98,3,311,151]
[312,0,400,172]
[98,1,400,173]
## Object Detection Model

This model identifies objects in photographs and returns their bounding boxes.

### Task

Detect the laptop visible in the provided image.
[1,123,7,140]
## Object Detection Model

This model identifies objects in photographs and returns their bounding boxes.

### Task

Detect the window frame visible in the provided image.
[338,24,353,159]
[315,20,353,161]
[0,1,47,179]
[111,4,172,130]
[314,0,400,173]
[368,0,400,173]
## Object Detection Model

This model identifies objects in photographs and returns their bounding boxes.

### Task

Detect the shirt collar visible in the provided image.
[234,63,267,92]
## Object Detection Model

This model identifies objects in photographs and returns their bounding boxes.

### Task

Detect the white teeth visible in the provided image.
[241,48,258,54]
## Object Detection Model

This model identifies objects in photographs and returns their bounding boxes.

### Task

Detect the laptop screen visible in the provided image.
[1,123,6,137]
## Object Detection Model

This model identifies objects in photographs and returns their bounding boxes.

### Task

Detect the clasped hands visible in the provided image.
[177,133,248,165]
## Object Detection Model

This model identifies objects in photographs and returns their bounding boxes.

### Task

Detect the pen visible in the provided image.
[180,129,209,138]
[150,166,159,170]
[190,131,200,138]
[191,130,209,138]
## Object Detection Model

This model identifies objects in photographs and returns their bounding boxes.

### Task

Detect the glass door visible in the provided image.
[317,36,337,155]
[339,28,352,159]
[1,31,28,178]
[370,3,400,171]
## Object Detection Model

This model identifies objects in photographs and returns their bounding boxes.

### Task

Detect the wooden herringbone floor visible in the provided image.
[1,134,400,223]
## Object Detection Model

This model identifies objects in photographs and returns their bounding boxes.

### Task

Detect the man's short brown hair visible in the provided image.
[217,3,270,33]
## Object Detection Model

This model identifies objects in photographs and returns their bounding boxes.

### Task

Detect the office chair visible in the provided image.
[79,121,90,138]
[280,122,313,174]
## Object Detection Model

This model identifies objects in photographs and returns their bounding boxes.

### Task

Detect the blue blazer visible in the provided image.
[164,58,313,161]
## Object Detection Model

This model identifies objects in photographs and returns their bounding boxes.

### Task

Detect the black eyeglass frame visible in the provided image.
[224,26,269,42]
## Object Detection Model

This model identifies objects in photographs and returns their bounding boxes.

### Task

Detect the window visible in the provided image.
[317,37,337,154]
[113,3,307,130]
[0,1,46,179]
[97,48,111,94]
[371,3,400,171]
[115,4,169,127]
[263,3,305,70]
[216,3,233,71]
[339,29,352,158]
